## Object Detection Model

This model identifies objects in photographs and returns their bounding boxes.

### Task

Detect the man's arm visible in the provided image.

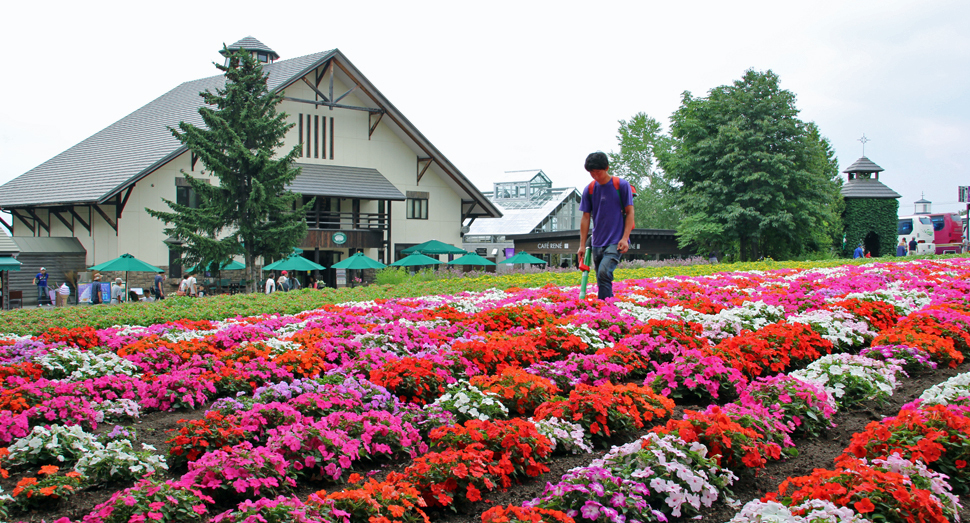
[618,205,635,253]
[577,213,591,258]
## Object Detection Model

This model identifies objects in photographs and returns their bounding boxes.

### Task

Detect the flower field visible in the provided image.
[1,257,970,522]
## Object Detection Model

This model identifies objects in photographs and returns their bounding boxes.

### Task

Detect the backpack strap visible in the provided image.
[588,177,628,216]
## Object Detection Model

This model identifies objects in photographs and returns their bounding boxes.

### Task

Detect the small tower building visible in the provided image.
[840,156,901,257]
[220,36,280,66]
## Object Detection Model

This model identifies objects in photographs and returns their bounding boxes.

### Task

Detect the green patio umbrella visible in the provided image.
[448,253,496,266]
[401,240,466,255]
[189,259,246,273]
[330,252,387,270]
[262,255,327,272]
[499,251,548,265]
[391,253,444,267]
[88,253,164,301]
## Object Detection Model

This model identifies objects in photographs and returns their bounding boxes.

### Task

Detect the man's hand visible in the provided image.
[577,247,585,259]
[618,238,630,254]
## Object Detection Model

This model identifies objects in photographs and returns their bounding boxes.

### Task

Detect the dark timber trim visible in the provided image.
[68,208,90,233]
[94,205,117,233]
[0,215,11,235]
[282,96,382,114]
[26,209,49,235]
[51,209,73,233]
[302,77,331,103]
[417,158,433,185]
[117,187,134,220]
[11,211,33,234]
[368,112,384,140]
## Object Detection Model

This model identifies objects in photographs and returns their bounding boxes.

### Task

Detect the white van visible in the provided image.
[898,215,936,254]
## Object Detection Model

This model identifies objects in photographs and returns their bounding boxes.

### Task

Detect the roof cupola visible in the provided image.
[220,36,279,66]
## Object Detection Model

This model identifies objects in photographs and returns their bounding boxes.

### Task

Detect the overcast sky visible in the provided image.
[2,0,967,216]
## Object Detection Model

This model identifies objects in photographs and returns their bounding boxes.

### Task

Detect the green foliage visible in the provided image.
[608,113,681,229]
[146,47,312,291]
[375,267,410,285]
[659,69,844,261]
[842,198,899,257]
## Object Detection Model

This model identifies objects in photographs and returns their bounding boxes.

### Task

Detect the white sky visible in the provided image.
[1,0,968,216]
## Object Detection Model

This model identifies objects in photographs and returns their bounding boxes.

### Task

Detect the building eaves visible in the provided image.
[288,164,405,201]
[843,156,885,173]
[840,179,902,199]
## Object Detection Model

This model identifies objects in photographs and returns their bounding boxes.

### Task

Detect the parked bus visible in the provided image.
[926,213,964,254]
[897,215,936,254]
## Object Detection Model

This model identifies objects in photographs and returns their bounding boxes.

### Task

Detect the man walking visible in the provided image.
[576,152,634,300]
[33,267,50,306]
[908,237,918,255]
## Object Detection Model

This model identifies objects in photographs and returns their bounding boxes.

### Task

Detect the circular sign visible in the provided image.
[332,232,347,245]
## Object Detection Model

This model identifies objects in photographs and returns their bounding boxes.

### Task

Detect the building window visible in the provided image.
[257,52,268,63]
[405,191,428,220]
[298,114,304,157]
[306,115,312,158]
[406,198,428,219]
[329,117,335,159]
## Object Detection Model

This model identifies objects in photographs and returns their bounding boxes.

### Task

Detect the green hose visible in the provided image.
[579,247,592,299]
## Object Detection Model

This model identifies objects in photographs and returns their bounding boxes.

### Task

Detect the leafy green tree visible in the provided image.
[608,113,681,229]
[147,47,312,291]
[659,69,843,261]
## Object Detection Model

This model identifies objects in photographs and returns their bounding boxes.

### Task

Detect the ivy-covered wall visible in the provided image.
[842,198,899,257]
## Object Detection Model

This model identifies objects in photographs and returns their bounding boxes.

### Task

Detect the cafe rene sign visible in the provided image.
[529,241,642,252]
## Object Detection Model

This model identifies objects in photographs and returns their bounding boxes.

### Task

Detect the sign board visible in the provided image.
[475,248,487,256]
[960,186,970,203]
[332,232,348,245]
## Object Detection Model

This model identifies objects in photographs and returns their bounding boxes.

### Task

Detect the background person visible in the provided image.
[152,271,165,300]
[853,243,864,259]
[897,238,908,257]
[265,273,276,294]
[110,278,125,304]
[91,274,103,305]
[33,267,50,307]
[576,151,634,300]
[909,237,918,255]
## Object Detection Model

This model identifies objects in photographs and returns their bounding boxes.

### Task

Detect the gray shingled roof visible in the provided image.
[0,50,334,209]
[843,156,884,173]
[288,164,405,201]
[0,235,20,255]
[10,237,86,253]
[224,37,279,60]
[841,179,902,199]
[466,189,579,236]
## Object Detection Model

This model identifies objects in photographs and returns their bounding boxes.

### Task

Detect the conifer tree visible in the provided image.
[148,47,311,291]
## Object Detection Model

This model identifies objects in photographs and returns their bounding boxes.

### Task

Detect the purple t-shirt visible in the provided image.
[579,177,633,248]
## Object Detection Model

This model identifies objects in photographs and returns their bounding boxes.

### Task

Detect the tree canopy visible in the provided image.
[147,47,312,291]
[608,113,681,229]
[658,69,843,261]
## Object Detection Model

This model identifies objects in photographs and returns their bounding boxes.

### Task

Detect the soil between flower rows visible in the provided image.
[7,360,970,523]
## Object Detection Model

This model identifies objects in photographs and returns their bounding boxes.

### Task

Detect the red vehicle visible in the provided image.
[927,213,964,254]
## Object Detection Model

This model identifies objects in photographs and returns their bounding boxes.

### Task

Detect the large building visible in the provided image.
[0,37,500,293]
[463,170,581,267]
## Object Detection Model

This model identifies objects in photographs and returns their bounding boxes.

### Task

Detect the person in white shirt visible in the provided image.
[277,271,289,292]
[265,274,276,294]
[187,274,198,297]
[178,277,190,296]
[110,278,125,304]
